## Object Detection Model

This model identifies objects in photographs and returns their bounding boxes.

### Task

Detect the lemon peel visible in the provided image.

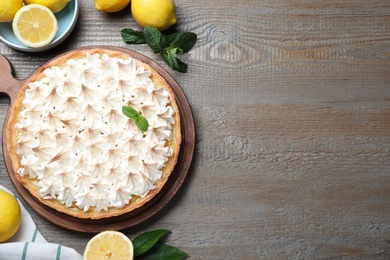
[23,0,71,13]
[0,189,21,243]
[94,0,131,13]
[131,0,177,31]
[0,0,23,23]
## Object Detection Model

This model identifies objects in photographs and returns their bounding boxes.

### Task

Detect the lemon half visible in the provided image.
[12,4,58,48]
[83,231,134,260]
[0,189,21,243]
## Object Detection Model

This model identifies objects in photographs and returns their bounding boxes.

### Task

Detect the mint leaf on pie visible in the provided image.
[135,116,149,132]
[122,106,149,132]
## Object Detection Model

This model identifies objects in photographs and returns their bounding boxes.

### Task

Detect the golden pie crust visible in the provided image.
[6,48,181,219]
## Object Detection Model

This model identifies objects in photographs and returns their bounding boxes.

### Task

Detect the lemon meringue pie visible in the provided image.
[6,48,181,219]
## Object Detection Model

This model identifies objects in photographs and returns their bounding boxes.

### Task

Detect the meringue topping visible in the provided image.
[16,52,175,212]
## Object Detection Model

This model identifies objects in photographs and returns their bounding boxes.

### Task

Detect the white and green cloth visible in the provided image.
[0,186,83,260]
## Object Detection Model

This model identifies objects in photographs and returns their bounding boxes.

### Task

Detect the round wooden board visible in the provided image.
[0,46,195,233]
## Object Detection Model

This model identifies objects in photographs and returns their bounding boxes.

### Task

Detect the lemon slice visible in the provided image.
[12,4,58,48]
[83,231,134,260]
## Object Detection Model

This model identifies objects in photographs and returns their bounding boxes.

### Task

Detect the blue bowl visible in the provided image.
[0,0,79,52]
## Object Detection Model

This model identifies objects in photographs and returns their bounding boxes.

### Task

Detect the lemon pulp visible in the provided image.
[12,4,58,48]
[83,231,134,260]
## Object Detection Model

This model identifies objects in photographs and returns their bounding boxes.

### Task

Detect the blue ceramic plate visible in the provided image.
[0,0,79,52]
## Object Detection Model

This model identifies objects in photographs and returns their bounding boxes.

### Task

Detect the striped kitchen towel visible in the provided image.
[0,186,83,260]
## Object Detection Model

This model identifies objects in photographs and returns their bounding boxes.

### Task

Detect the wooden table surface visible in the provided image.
[1,0,390,259]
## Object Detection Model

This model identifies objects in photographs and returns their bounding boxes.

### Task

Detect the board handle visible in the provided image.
[0,54,24,104]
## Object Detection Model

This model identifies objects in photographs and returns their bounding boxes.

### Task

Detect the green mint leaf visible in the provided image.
[144,26,166,54]
[137,242,189,260]
[122,106,139,120]
[175,57,188,73]
[133,229,171,257]
[122,106,149,132]
[161,51,183,73]
[169,32,197,53]
[120,26,197,73]
[170,47,184,55]
[161,51,177,70]
[120,28,146,44]
[136,115,149,132]
[164,32,181,45]
[162,51,188,73]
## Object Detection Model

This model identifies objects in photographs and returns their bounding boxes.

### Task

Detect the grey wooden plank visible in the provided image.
[0,0,389,258]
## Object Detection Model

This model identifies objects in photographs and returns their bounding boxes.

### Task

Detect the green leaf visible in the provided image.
[144,26,166,53]
[133,229,171,257]
[161,51,177,70]
[169,32,197,53]
[164,32,181,45]
[122,106,149,132]
[120,26,197,73]
[161,51,188,73]
[136,115,149,132]
[137,243,190,260]
[122,106,139,120]
[170,47,184,55]
[120,28,146,44]
[174,57,188,73]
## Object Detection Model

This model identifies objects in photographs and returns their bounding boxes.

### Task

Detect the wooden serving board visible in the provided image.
[0,46,195,233]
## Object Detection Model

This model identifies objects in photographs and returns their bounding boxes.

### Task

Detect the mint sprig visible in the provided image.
[121,26,197,73]
[144,26,167,54]
[122,106,149,132]
[133,229,189,260]
[121,28,147,44]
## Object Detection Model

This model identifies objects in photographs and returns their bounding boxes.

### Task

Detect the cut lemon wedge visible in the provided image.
[12,4,58,48]
[83,231,134,260]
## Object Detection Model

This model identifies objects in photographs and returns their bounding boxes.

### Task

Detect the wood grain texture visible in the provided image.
[1,0,390,259]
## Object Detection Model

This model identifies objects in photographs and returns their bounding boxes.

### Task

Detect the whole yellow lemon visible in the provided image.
[131,0,177,31]
[0,0,23,23]
[0,189,21,243]
[23,0,71,13]
[95,0,131,13]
